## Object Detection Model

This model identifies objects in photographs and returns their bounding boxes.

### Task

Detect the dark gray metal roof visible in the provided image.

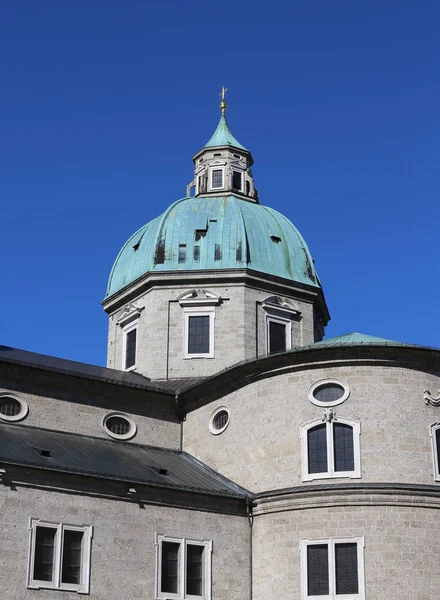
[0,424,246,498]
[0,345,175,394]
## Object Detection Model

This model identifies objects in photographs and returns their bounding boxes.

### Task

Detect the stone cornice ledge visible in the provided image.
[251,483,440,515]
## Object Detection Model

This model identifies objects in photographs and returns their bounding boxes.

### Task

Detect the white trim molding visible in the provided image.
[301,416,361,481]
[155,534,212,600]
[182,307,215,359]
[0,392,28,422]
[27,519,93,594]
[430,421,440,481]
[300,536,365,600]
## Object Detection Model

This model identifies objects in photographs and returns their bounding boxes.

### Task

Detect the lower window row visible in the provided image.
[28,520,364,599]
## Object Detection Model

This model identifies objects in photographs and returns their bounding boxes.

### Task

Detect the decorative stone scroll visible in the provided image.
[424,390,440,407]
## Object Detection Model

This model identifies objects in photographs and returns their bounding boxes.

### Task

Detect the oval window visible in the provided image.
[209,407,230,435]
[102,413,137,440]
[308,379,350,407]
[0,394,28,422]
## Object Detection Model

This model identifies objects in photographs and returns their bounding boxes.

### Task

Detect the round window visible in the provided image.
[102,413,136,440]
[308,379,350,407]
[209,407,230,435]
[0,394,28,422]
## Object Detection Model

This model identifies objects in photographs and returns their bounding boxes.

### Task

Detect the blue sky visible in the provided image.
[1,1,438,365]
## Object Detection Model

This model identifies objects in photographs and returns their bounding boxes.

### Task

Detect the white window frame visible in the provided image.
[121,319,138,371]
[308,379,350,407]
[27,519,93,594]
[266,315,292,354]
[300,417,361,481]
[430,422,440,481]
[0,392,29,422]
[155,534,212,600]
[183,307,215,359]
[300,536,365,600]
[210,167,224,190]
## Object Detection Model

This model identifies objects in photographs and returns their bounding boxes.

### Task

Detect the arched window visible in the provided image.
[301,417,361,481]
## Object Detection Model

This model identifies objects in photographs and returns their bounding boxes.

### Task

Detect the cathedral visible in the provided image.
[1,93,439,600]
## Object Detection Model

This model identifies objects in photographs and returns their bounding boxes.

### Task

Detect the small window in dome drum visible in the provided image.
[232,170,242,190]
[188,316,210,354]
[211,170,223,189]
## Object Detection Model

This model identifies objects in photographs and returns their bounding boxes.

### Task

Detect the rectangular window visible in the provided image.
[301,537,365,599]
[267,318,290,355]
[156,535,212,600]
[188,316,210,354]
[211,169,223,189]
[183,309,215,358]
[125,327,137,370]
[28,520,92,593]
[232,170,242,190]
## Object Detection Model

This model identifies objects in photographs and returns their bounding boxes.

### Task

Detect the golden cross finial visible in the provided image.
[219,86,228,114]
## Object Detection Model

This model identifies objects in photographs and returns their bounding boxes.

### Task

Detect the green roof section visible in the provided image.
[314,332,398,347]
[105,196,321,298]
[203,114,248,151]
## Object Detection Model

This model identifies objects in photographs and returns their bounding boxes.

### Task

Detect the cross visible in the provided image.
[219,86,228,101]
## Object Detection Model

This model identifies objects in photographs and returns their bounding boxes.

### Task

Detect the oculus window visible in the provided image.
[209,406,230,435]
[301,417,361,481]
[156,535,212,600]
[301,537,365,599]
[0,393,28,422]
[308,379,350,407]
[102,412,137,441]
[28,520,93,594]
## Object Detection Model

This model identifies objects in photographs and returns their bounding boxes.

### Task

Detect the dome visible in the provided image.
[105,195,321,298]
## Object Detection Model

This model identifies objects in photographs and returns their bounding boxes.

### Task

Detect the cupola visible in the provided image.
[187,87,258,202]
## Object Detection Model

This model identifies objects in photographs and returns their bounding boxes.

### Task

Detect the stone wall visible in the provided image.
[106,278,317,379]
[0,483,249,600]
[252,501,440,600]
[183,363,440,492]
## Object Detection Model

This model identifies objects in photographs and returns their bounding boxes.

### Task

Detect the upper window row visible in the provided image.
[197,169,245,193]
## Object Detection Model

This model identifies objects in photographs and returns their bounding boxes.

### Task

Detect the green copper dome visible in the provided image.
[105,196,321,298]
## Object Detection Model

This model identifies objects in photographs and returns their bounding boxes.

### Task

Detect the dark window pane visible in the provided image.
[335,543,358,594]
[307,544,329,596]
[269,321,286,354]
[186,544,204,596]
[34,527,56,582]
[106,416,131,436]
[333,423,354,472]
[212,170,223,188]
[188,316,210,354]
[161,542,180,594]
[178,244,186,264]
[0,397,21,416]
[213,410,229,431]
[125,329,137,369]
[436,428,440,471]
[314,383,345,403]
[245,180,250,195]
[232,170,242,190]
[308,424,328,474]
[61,530,83,585]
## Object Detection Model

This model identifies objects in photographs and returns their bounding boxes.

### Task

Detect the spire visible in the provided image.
[203,86,248,151]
